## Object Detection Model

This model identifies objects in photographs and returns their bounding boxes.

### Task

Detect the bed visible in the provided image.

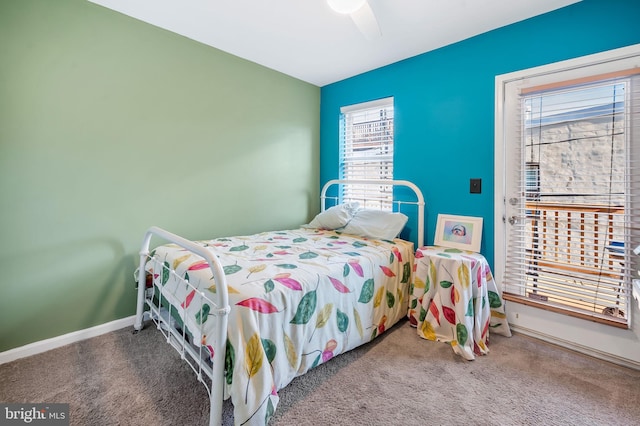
[134,179,425,425]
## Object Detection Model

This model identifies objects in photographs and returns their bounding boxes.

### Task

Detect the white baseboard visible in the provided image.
[0,315,136,365]
[511,324,640,371]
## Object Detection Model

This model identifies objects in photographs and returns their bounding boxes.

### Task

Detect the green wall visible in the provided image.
[0,0,320,352]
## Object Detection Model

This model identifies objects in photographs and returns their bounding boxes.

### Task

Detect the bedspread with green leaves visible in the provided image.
[146,228,414,425]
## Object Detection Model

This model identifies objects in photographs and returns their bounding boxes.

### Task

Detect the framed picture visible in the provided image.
[434,214,483,252]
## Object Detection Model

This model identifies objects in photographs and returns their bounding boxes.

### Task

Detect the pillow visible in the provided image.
[341,209,408,240]
[302,202,360,230]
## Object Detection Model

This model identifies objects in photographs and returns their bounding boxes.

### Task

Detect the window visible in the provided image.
[497,48,640,328]
[339,97,394,210]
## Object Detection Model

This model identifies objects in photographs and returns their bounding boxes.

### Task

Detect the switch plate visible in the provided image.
[470,178,482,194]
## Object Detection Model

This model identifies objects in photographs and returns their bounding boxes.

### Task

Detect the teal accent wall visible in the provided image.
[0,0,320,352]
[320,0,640,268]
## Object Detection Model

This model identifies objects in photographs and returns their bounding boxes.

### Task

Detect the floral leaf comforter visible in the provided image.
[145,228,414,425]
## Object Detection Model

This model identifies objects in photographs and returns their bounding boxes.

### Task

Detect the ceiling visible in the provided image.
[88,0,580,87]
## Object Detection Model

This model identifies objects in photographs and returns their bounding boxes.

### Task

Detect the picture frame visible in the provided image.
[434,214,483,252]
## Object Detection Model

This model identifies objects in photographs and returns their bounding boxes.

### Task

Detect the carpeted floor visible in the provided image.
[1,319,639,425]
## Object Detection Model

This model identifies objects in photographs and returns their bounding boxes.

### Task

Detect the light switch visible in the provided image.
[470,178,482,194]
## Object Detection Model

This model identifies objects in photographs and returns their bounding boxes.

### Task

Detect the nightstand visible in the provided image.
[408,246,511,360]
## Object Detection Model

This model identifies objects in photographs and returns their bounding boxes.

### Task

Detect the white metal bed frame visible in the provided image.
[134,179,425,425]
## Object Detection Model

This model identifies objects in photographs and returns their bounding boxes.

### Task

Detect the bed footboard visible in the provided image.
[135,226,230,426]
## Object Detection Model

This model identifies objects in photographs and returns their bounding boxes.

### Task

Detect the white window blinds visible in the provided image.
[503,68,640,328]
[339,97,394,210]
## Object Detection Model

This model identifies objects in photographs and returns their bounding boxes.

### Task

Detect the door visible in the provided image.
[496,46,640,341]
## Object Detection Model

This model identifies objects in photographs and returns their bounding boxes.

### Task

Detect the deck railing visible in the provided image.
[516,202,627,322]
[526,202,625,275]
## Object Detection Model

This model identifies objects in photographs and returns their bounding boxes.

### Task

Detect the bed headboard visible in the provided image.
[320,179,425,248]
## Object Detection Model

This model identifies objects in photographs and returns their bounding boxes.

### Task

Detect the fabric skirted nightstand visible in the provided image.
[408,246,511,360]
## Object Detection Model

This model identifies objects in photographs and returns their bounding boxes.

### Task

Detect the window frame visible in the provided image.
[339,97,395,210]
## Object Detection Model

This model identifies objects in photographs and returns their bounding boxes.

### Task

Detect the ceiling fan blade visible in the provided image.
[350,2,381,40]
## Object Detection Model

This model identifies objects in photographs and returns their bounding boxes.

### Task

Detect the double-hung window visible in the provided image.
[339,97,394,210]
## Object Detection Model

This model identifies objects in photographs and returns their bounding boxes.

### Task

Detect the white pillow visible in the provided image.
[302,202,360,230]
[341,209,408,240]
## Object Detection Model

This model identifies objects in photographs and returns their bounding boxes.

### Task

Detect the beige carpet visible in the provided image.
[1,319,639,425]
